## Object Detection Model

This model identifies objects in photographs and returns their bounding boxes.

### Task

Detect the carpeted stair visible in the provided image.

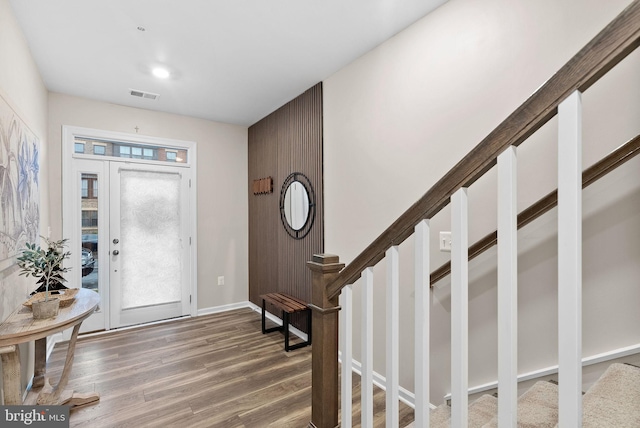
[483,380,558,428]
[428,394,498,428]
[405,362,640,428]
[575,363,640,428]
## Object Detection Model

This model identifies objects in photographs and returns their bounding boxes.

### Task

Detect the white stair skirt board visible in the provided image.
[444,343,640,401]
[337,351,436,411]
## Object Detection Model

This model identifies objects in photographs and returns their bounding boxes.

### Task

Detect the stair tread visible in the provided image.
[429,403,450,428]
[410,363,640,427]
[427,394,497,428]
[468,394,498,428]
[581,363,640,428]
[483,381,558,428]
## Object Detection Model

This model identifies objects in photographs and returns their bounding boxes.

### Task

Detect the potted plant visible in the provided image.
[17,237,71,319]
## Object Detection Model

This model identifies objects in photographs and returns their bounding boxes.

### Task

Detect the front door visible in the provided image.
[108,162,191,328]
[63,127,195,332]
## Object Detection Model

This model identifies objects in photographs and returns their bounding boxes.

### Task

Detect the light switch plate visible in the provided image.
[440,231,452,252]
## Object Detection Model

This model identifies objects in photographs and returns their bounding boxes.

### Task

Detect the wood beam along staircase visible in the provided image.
[306,1,640,427]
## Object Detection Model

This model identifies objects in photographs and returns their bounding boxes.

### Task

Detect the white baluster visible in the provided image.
[362,268,374,428]
[340,284,353,428]
[387,246,400,428]
[558,90,583,427]
[415,220,430,428]
[451,188,469,428]
[498,146,518,427]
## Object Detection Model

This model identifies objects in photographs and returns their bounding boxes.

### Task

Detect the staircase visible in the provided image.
[407,363,640,428]
[305,1,640,427]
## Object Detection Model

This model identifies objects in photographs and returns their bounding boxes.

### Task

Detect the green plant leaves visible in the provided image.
[17,236,71,298]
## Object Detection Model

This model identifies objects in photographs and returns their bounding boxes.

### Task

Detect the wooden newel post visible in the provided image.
[307,254,345,428]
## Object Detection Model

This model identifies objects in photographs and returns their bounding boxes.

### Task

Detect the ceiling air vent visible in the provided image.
[129,89,160,100]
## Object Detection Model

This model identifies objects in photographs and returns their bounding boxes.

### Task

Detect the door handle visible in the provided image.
[112,250,120,256]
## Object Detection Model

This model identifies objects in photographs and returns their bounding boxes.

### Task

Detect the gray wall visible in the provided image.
[0,0,50,398]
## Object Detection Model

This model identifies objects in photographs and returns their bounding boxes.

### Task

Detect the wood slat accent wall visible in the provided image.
[248,83,323,332]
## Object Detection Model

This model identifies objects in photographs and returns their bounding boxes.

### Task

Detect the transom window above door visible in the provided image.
[73,136,188,164]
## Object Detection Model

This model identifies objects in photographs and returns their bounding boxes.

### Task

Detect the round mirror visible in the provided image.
[280,172,315,239]
[283,181,310,230]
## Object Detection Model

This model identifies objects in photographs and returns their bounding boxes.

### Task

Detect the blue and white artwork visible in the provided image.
[0,94,40,268]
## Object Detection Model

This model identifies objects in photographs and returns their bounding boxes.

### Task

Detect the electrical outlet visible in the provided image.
[440,231,452,252]
[217,276,225,286]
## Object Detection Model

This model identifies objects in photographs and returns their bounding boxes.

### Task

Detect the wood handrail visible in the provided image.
[430,134,640,286]
[326,0,640,300]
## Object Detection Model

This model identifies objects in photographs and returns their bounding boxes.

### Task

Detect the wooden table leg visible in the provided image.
[37,323,99,407]
[33,337,46,388]
[0,345,21,405]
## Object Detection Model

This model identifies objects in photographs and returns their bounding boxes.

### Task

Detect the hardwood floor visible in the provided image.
[29,308,414,427]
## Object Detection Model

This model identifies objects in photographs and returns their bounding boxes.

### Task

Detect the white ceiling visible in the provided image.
[9,0,447,126]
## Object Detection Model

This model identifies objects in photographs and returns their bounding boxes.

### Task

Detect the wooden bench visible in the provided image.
[260,292,312,352]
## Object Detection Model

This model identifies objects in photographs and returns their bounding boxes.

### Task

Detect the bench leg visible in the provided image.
[261,297,311,352]
[284,312,290,352]
[284,309,313,351]
[262,300,284,334]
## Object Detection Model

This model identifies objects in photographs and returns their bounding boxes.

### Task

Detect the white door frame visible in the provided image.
[62,125,198,331]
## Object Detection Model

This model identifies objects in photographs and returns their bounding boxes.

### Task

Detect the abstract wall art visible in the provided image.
[0,94,39,271]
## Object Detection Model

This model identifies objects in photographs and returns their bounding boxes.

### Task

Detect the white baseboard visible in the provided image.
[198,301,309,342]
[197,301,253,316]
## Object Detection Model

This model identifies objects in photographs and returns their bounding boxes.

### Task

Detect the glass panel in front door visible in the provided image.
[80,173,99,291]
[75,159,109,334]
[110,163,190,328]
[120,169,182,308]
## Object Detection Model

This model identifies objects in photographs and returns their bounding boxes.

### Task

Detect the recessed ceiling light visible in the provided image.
[152,67,170,79]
